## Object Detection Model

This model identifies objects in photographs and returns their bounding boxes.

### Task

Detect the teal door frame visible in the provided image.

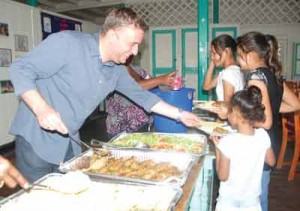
[197,0,209,100]
[152,29,176,77]
[181,28,198,77]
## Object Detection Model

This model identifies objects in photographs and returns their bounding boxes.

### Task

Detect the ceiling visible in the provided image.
[11,0,127,25]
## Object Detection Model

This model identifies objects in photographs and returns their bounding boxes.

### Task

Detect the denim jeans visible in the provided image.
[260,170,271,211]
[15,136,74,183]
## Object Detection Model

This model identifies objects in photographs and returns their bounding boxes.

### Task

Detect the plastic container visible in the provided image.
[151,87,195,133]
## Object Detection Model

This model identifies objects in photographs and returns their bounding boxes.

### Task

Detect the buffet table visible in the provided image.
[176,153,215,211]
[0,130,215,211]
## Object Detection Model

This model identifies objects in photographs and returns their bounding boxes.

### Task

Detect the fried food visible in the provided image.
[213,127,229,135]
[85,155,181,181]
[212,101,222,107]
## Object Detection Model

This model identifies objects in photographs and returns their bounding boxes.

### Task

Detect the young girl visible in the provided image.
[203,34,244,103]
[211,86,276,211]
[236,32,300,211]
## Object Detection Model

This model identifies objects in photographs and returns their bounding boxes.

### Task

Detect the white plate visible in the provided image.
[197,123,236,137]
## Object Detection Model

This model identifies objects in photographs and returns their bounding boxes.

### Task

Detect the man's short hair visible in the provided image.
[101,7,147,35]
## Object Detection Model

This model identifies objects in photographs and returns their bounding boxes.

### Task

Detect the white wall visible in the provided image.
[240,24,300,80]
[0,0,98,146]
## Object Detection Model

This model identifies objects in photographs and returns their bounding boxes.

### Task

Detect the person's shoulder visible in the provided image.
[222,65,241,75]
[247,69,267,83]
[49,30,94,41]
[224,65,240,71]
[254,128,269,139]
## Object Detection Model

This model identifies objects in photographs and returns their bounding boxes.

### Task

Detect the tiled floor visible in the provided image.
[0,116,299,210]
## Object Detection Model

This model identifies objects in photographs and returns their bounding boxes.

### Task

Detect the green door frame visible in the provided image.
[27,0,38,7]
[152,30,176,77]
[197,0,209,100]
[181,28,198,77]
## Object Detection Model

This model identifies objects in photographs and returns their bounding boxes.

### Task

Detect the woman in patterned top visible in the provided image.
[106,55,176,138]
[236,31,300,211]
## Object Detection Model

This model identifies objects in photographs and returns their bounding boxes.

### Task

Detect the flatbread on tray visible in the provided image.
[193,101,222,110]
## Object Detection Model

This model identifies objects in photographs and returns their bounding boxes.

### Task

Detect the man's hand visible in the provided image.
[151,101,202,127]
[179,110,202,127]
[0,156,29,189]
[21,90,68,134]
[36,105,68,134]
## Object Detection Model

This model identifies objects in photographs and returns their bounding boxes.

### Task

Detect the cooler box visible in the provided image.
[151,87,195,133]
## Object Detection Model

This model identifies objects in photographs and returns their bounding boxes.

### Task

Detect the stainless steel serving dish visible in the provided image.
[59,148,196,187]
[97,132,207,158]
[0,173,182,211]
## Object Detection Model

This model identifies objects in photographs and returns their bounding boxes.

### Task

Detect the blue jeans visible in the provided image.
[260,170,271,211]
[15,136,74,183]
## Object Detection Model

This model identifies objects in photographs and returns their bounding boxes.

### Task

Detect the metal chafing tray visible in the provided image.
[0,173,182,211]
[99,132,207,157]
[59,148,196,187]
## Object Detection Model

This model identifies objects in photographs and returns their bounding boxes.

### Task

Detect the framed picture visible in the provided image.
[0,23,9,36]
[15,34,29,52]
[294,43,300,76]
[0,48,12,67]
[0,80,14,94]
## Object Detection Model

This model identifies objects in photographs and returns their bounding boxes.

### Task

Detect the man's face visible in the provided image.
[111,25,144,64]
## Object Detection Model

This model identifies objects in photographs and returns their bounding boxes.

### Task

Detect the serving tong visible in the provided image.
[69,134,110,156]
[24,183,87,195]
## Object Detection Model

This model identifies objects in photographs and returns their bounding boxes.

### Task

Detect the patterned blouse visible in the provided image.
[105,66,153,137]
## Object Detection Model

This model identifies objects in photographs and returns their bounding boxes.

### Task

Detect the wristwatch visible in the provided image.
[176,108,184,122]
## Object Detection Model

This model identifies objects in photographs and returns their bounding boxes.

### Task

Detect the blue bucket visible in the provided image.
[151,87,195,133]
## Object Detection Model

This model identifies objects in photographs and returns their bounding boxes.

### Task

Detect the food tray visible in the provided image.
[104,132,207,157]
[197,123,236,137]
[0,173,182,211]
[193,100,221,110]
[59,148,196,187]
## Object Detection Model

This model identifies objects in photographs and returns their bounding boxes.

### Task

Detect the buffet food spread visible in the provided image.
[106,132,206,155]
[0,172,181,211]
[59,148,196,187]
[0,132,211,210]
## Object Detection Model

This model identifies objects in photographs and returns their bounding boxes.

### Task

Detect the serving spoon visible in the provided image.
[90,139,150,149]
[24,183,88,195]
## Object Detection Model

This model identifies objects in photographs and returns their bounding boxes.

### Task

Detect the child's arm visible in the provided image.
[216,148,230,181]
[203,61,218,90]
[265,147,276,167]
[211,136,230,181]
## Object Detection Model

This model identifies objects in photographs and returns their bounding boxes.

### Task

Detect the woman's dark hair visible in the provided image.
[265,34,282,77]
[230,86,265,123]
[237,32,282,78]
[211,34,237,58]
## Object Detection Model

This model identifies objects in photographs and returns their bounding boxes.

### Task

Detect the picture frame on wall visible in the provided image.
[15,34,29,52]
[0,48,12,67]
[0,80,14,94]
[0,23,9,36]
[294,43,300,76]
